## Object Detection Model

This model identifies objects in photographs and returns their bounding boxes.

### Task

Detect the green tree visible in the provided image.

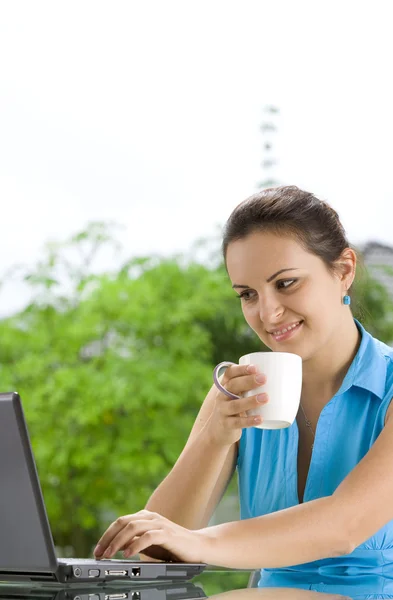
[0,223,261,555]
[351,258,393,342]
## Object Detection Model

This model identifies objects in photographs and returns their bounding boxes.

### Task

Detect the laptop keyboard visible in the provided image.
[59,558,125,564]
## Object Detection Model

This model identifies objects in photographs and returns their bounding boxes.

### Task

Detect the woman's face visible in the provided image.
[225,231,352,361]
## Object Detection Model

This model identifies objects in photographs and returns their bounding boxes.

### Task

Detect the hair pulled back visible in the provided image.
[222,185,354,283]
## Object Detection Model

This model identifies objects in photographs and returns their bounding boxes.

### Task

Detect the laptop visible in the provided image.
[0,392,206,584]
[0,582,206,600]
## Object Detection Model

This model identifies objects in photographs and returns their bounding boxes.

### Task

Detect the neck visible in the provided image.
[301,314,361,409]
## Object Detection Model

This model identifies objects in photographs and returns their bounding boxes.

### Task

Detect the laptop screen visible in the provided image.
[0,392,58,572]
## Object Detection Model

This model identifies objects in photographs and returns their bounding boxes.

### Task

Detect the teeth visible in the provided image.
[272,321,301,336]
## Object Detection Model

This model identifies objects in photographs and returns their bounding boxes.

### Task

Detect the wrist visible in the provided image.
[195,526,218,564]
[202,419,236,449]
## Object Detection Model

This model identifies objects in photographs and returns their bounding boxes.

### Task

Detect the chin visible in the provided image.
[263,336,309,360]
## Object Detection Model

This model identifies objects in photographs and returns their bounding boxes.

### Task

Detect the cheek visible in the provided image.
[292,281,328,316]
[242,304,258,327]
[299,286,340,338]
[304,283,337,315]
[241,304,261,329]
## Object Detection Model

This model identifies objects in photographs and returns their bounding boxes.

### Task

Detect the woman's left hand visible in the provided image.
[93,510,209,563]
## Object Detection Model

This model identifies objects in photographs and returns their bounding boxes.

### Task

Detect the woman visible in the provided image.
[94,186,393,582]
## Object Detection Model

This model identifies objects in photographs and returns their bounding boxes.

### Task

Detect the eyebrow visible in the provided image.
[232,268,300,289]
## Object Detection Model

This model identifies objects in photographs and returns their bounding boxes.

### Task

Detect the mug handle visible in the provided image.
[213,362,240,399]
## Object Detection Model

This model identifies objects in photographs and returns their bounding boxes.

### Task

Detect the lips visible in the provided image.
[268,320,304,336]
[267,320,304,343]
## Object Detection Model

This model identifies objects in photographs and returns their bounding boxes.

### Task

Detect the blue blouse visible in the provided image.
[237,318,393,586]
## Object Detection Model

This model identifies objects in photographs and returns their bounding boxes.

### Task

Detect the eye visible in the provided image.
[276,278,297,290]
[236,289,257,301]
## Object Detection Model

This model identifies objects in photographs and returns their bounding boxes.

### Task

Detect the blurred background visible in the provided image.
[1,0,393,568]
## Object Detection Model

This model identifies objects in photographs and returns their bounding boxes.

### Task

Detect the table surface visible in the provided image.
[1,567,393,600]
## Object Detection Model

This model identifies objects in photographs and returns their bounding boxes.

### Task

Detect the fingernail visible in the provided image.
[123,549,131,558]
[94,544,102,556]
[257,394,267,403]
[246,364,256,373]
[104,546,112,558]
[255,374,266,383]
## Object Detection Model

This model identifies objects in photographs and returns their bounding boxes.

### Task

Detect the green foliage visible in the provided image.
[1,223,393,556]
[351,261,393,342]
[0,224,261,555]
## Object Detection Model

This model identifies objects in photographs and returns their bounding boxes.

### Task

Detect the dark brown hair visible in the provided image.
[222,185,358,288]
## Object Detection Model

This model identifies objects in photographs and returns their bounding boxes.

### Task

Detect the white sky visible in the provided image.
[0,0,392,316]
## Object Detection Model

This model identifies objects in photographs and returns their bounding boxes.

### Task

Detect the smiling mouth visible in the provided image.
[269,320,304,340]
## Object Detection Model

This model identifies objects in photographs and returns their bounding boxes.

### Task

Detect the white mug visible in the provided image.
[213,351,302,429]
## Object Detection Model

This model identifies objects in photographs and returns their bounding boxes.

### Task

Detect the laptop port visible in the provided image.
[105,595,128,600]
[105,570,128,576]
[131,567,141,577]
[131,593,141,600]
[88,569,100,577]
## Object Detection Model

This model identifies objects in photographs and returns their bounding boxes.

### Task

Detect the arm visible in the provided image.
[94,364,276,562]
[144,382,237,530]
[199,405,393,568]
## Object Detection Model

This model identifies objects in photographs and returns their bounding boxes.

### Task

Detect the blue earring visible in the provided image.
[343,294,351,305]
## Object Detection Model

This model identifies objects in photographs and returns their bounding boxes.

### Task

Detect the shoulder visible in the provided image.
[370,334,393,423]
[351,323,390,386]
[353,323,393,421]
[360,323,393,379]
[384,350,393,423]
[374,338,393,386]
[374,337,393,361]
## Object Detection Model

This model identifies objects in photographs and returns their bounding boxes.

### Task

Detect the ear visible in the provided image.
[335,247,357,291]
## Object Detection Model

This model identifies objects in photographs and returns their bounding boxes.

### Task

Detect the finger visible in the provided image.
[123,530,166,559]
[94,516,132,557]
[102,519,159,559]
[229,414,264,429]
[222,393,268,417]
[223,372,267,397]
[94,511,155,557]
[221,363,258,384]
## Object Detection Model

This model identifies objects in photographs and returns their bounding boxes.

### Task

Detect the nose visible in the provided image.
[258,291,284,325]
